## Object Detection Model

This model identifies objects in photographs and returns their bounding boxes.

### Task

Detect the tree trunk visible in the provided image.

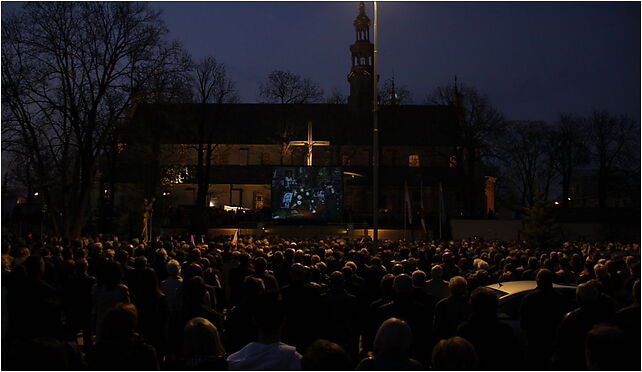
[598,166,608,209]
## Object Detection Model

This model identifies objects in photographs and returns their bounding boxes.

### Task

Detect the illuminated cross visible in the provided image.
[288,121,330,166]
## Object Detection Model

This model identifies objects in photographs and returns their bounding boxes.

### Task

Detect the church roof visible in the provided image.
[128,103,462,147]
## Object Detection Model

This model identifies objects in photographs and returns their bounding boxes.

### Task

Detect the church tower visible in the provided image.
[348,2,375,111]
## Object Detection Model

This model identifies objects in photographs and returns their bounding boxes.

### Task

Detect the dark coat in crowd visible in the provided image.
[280,281,322,352]
[520,287,568,369]
[433,296,472,341]
[457,315,522,370]
[319,287,359,358]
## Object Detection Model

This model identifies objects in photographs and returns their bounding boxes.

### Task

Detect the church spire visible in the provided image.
[348,2,374,112]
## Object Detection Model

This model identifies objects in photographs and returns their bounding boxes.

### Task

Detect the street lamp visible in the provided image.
[372,1,379,244]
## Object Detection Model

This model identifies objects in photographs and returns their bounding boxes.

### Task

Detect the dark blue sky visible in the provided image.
[152,1,640,124]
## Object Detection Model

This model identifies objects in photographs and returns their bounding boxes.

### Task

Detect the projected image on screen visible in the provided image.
[271,167,343,220]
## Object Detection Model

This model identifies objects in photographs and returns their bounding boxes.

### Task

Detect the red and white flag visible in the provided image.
[231,229,239,248]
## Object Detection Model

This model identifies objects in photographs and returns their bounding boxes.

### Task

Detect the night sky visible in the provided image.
[1,1,640,124]
[151,1,640,124]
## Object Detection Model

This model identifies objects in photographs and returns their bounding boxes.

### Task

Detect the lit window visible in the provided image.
[342,154,351,166]
[408,154,420,167]
[254,192,264,209]
[449,155,458,168]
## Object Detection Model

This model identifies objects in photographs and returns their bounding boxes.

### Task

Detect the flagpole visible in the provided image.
[439,182,443,241]
[372,0,379,246]
[403,182,407,241]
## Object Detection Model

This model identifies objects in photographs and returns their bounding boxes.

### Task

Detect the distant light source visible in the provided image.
[162,192,171,196]
[554,201,560,205]
[34,192,39,196]
[224,205,249,212]
[567,197,571,201]
[209,200,215,207]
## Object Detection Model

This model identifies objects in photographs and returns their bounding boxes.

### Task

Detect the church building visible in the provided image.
[114,2,486,237]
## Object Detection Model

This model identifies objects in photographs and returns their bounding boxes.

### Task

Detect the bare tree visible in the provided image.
[586,110,638,209]
[258,70,323,164]
[551,113,590,207]
[258,70,323,104]
[191,56,237,233]
[426,84,505,216]
[498,121,557,208]
[1,3,188,238]
[326,88,347,104]
[380,78,413,105]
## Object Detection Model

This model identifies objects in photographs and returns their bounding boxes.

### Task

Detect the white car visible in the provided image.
[484,281,577,351]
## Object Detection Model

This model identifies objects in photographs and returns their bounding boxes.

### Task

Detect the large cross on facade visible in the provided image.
[288,121,330,166]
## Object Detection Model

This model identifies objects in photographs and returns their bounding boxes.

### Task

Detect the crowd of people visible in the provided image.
[1,232,639,370]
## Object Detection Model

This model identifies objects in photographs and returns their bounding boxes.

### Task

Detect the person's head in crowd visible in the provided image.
[100,303,138,342]
[199,257,210,270]
[183,317,226,359]
[536,268,554,290]
[114,249,129,267]
[24,255,45,279]
[302,339,353,371]
[239,252,251,267]
[585,324,626,370]
[391,263,404,276]
[449,276,467,298]
[154,248,168,262]
[133,245,146,258]
[469,287,498,319]
[140,267,162,297]
[253,256,268,274]
[370,256,382,268]
[315,261,328,275]
[329,271,344,290]
[284,248,295,261]
[431,264,444,281]
[593,263,609,282]
[431,336,478,370]
[291,263,307,282]
[576,280,601,308]
[528,256,539,270]
[91,242,103,256]
[571,253,582,270]
[134,255,147,270]
[183,276,207,307]
[166,259,181,278]
[392,273,413,297]
[184,262,204,280]
[242,276,265,303]
[75,258,89,276]
[345,260,357,273]
[15,246,30,262]
[378,273,395,298]
[2,254,12,273]
[99,261,123,289]
[373,317,413,358]
[340,265,353,280]
[412,270,427,289]
[188,248,202,262]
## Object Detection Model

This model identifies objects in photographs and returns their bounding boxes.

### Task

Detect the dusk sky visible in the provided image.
[151,1,641,124]
[1,1,640,124]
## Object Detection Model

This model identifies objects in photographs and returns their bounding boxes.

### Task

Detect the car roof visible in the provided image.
[484,281,576,297]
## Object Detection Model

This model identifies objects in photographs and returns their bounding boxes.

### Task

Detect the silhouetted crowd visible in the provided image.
[1,232,640,370]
